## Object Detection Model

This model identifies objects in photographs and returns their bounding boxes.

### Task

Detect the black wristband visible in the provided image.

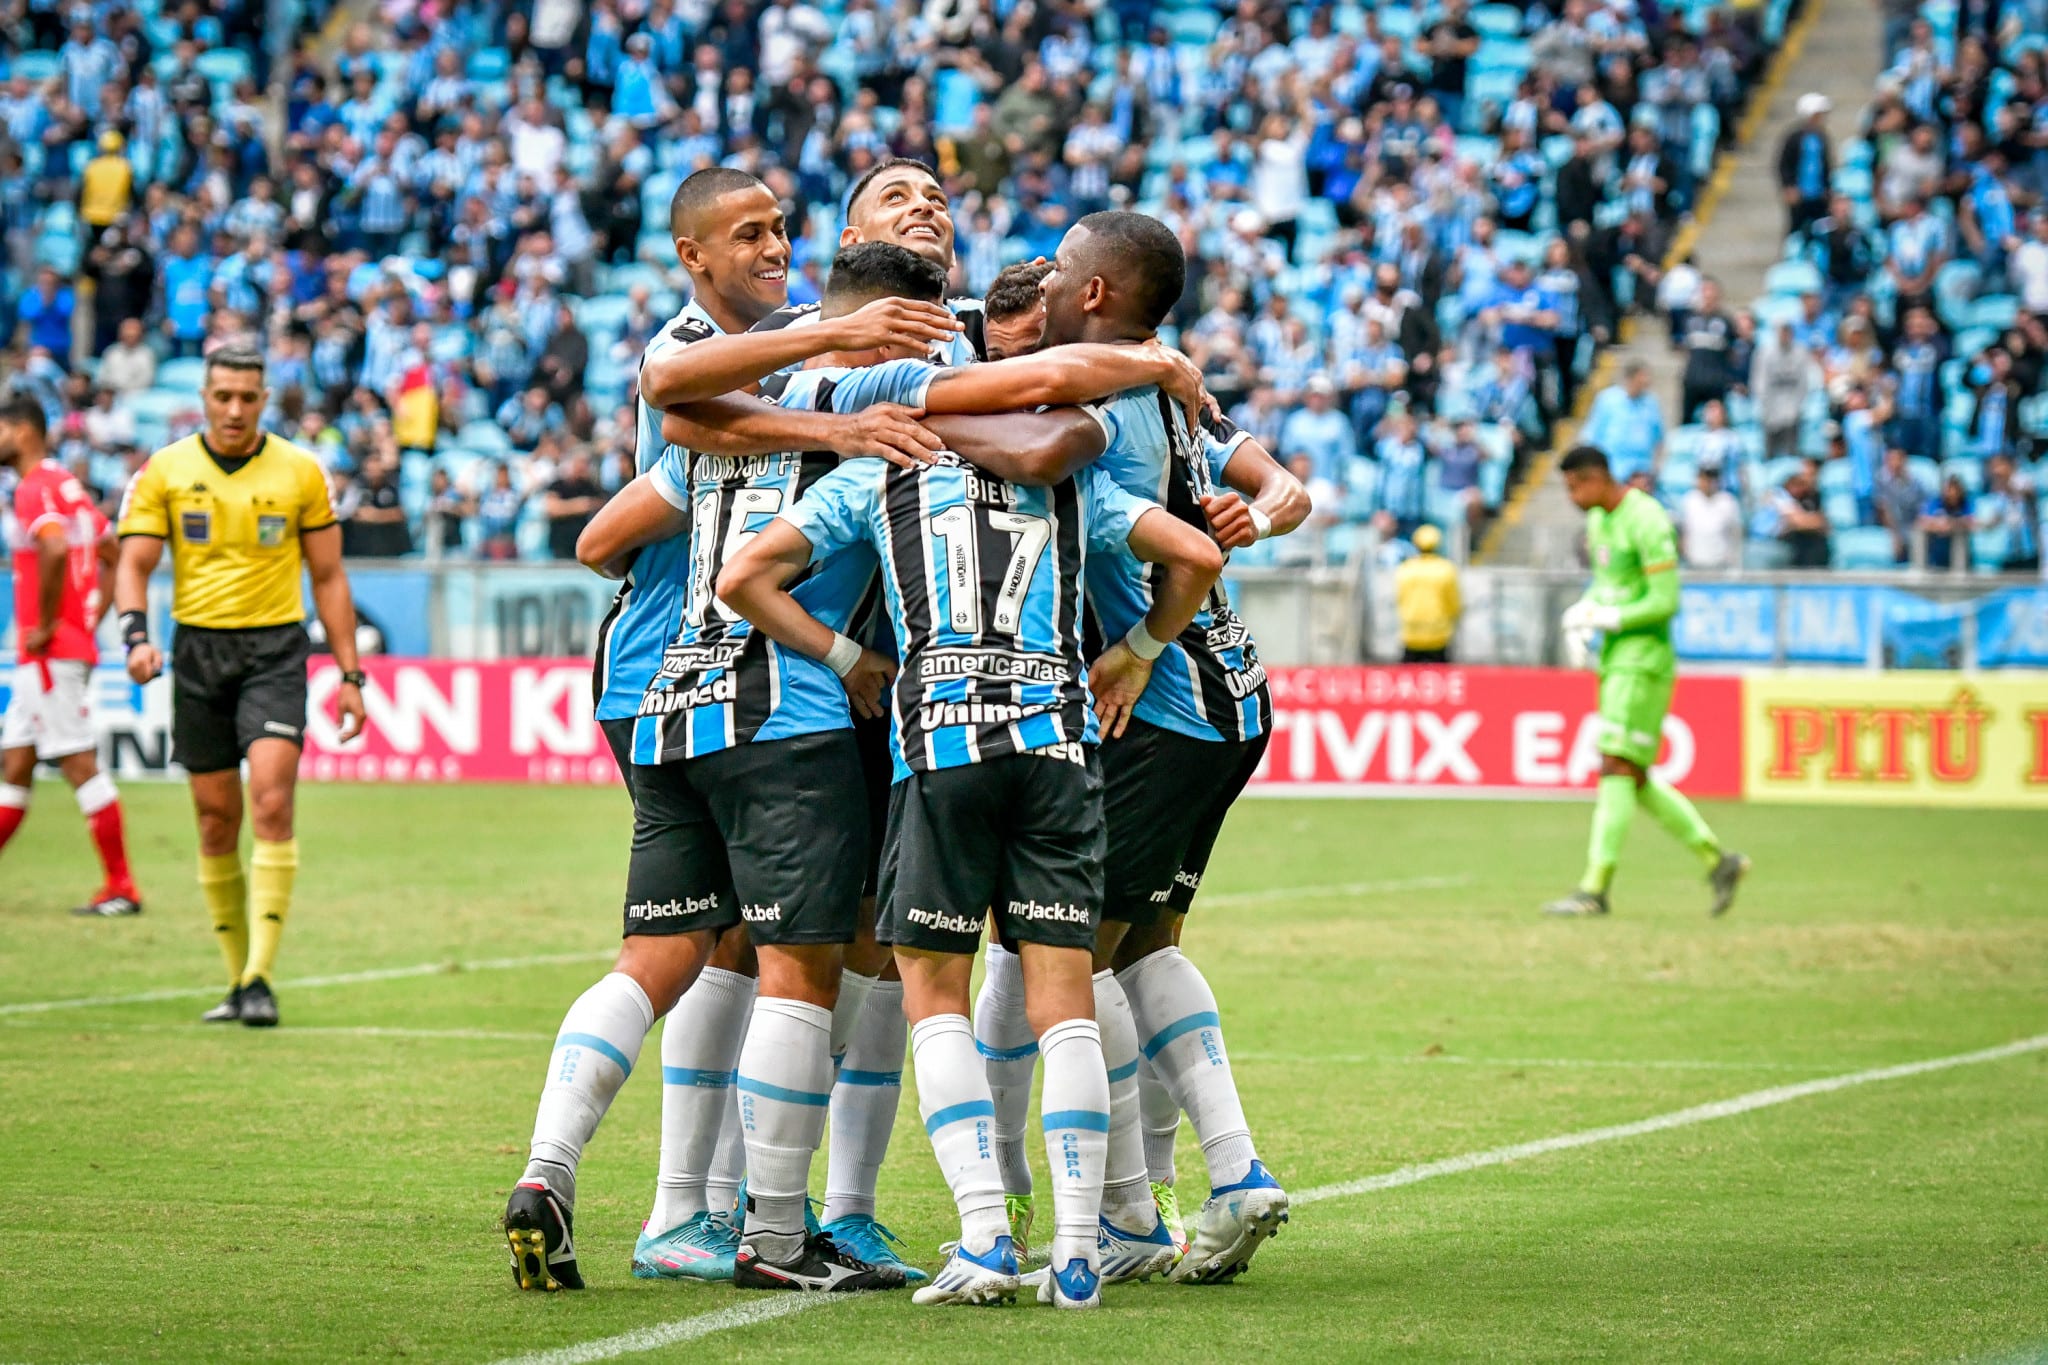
[120,611,149,650]
[340,669,367,688]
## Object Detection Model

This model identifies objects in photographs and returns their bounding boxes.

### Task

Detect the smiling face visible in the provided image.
[676,184,791,328]
[843,165,954,269]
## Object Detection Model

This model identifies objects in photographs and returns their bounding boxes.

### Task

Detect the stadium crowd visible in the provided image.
[1605,3,2048,575]
[0,0,1804,566]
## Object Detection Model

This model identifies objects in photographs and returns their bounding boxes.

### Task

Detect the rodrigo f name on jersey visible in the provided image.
[1085,393,1270,742]
[752,297,987,367]
[631,360,966,762]
[594,301,721,749]
[782,436,1156,782]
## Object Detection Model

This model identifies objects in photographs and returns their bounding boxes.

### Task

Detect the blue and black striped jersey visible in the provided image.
[631,360,945,762]
[752,296,988,368]
[1085,395,1272,743]
[782,437,1156,782]
[592,300,721,758]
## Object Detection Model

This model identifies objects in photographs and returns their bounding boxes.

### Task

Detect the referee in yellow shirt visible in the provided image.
[113,348,368,1027]
[1394,524,1462,664]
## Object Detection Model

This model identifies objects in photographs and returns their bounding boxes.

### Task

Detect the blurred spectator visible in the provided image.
[477,463,525,560]
[1750,316,1814,459]
[341,455,414,558]
[1432,418,1487,540]
[1776,93,1833,238]
[1975,454,2040,573]
[1679,465,1744,570]
[17,268,75,370]
[1372,408,1429,540]
[1919,475,1974,570]
[1678,278,1735,421]
[545,451,607,561]
[1772,458,1832,568]
[1873,446,1925,563]
[1579,362,1664,481]
[1394,524,1461,664]
[1279,377,1356,484]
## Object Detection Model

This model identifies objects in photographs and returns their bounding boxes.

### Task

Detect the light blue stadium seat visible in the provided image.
[1822,487,1860,527]
[1474,38,1531,72]
[156,358,207,393]
[1817,457,1855,492]
[10,50,59,82]
[1342,459,1379,520]
[1471,3,1523,37]
[1761,456,1802,490]
[195,48,252,87]
[1831,166,1873,201]
[1907,455,1940,491]
[458,423,512,458]
[1834,526,1896,569]
[1743,539,1793,570]
[467,47,509,81]
[1764,259,1822,297]
[1658,459,1697,500]
[1167,7,1219,43]
[934,67,980,135]
[1377,7,1419,39]
[1964,294,2019,332]
[118,389,195,424]
[1479,458,1508,506]
[431,327,472,362]
[1689,104,1719,180]
[1970,526,2012,571]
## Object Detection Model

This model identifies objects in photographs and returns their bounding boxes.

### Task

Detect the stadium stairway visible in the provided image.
[1487,0,1884,567]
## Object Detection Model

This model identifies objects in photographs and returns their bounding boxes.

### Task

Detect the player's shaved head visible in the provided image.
[821,242,947,317]
[1039,212,1185,346]
[670,166,771,240]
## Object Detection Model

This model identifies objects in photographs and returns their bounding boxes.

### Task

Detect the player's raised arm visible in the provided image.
[640,295,960,407]
[1084,472,1226,739]
[715,470,896,719]
[918,341,1203,417]
[576,446,694,578]
[661,397,942,469]
[920,407,1109,486]
[1204,425,1311,549]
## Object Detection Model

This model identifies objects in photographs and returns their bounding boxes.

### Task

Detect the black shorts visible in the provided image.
[170,624,311,774]
[616,728,868,945]
[877,748,1104,956]
[852,711,894,899]
[1101,719,1269,924]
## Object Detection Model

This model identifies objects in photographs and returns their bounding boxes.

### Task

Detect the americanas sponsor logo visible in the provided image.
[741,902,783,923]
[1008,898,1091,925]
[905,905,983,935]
[628,894,720,920]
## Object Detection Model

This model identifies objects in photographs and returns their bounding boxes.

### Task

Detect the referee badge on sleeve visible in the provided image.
[181,509,212,543]
[257,515,288,548]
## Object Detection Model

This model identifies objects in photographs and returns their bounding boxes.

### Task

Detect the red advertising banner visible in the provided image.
[300,658,622,784]
[1252,666,1744,797]
[288,660,1740,796]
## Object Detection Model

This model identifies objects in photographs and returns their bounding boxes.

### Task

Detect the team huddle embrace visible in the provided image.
[501,159,1312,1309]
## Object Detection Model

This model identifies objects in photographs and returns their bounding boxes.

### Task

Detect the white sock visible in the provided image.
[1038,1017,1109,1274]
[1138,1057,1181,1186]
[737,996,833,1258]
[646,966,753,1236]
[1119,947,1258,1191]
[823,978,905,1224]
[911,1013,1007,1255]
[525,972,656,1209]
[1092,970,1156,1231]
[973,943,1038,1197]
[829,970,878,1061]
[705,1068,748,1218]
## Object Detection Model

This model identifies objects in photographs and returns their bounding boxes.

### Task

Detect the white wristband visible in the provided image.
[1124,620,1169,661]
[822,632,863,678]
[1249,505,1274,540]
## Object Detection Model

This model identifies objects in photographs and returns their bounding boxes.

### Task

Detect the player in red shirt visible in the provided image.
[0,396,140,915]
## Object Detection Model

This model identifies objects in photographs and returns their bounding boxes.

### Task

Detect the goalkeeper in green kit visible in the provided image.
[1544,445,1750,918]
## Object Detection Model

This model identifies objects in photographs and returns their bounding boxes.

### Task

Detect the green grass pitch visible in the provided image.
[2,783,2045,1363]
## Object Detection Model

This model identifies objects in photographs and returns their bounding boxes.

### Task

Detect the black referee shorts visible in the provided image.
[170,624,311,775]
[1101,719,1269,925]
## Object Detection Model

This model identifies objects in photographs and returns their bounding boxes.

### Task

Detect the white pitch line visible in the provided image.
[1290,1031,2048,1207]
[1235,1051,1822,1072]
[0,1019,555,1043]
[0,877,1464,1018]
[482,1297,830,1365]
[484,1030,2048,1365]
[0,950,615,1016]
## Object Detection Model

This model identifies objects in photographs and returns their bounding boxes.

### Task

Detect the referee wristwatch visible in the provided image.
[339,669,368,688]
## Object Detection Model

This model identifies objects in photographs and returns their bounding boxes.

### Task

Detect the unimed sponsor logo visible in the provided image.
[905,906,982,935]
[628,894,721,920]
[1008,899,1090,925]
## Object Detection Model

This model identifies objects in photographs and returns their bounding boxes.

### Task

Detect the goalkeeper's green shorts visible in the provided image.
[1595,669,1674,770]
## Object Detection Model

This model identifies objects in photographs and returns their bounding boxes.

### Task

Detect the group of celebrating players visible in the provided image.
[499,157,1311,1309]
[0,138,1754,1315]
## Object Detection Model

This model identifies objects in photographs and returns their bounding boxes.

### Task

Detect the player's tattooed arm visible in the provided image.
[577,475,687,579]
[717,521,896,719]
[921,408,1109,486]
[639,299,960,406]
[1206,436,1312,549]
[662,398,943,468]
[1089,507,1224,739]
